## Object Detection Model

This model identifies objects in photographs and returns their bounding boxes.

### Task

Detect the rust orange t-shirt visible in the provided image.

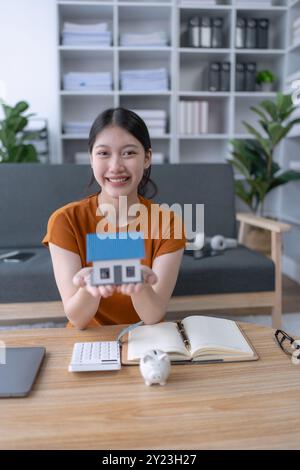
[42,193,186,326]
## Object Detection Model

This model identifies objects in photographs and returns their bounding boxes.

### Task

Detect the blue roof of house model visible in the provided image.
[86,232,145,262]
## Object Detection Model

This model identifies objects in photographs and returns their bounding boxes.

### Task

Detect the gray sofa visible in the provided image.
[0,163,275,304]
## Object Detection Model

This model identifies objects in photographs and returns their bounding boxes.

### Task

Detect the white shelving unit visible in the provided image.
[56,0,291,165]
[277,0,300,282]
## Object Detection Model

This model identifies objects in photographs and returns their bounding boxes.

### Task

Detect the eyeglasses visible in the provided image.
[275,329,300,364]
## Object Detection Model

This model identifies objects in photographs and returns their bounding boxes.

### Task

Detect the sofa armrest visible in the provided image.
[236,213,291,234]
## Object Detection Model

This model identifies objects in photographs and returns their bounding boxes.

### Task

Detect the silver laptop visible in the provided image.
[0,347,45,397]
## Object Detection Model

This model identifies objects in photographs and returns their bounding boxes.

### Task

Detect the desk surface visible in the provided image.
[0,322,300,450]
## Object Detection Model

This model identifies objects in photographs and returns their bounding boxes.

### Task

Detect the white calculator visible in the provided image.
[68,341,121,372]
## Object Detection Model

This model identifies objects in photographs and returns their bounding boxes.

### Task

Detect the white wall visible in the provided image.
[0,0,58,160]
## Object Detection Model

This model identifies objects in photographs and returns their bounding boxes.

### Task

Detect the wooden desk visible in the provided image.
[0,323,300,450]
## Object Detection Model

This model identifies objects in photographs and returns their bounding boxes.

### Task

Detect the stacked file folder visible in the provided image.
[120,31,168,47]
[61,22,112,46]
[179,100,209,135]
[120,68,168,91]
[131,109,167,136]
[63,72,112,91]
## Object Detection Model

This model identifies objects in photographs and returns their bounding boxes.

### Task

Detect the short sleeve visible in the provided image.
[153,209,186,259]
[42,210,79,254]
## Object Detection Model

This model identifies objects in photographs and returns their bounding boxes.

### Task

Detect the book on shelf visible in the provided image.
[121,315,258,365]
[179,100,209,135]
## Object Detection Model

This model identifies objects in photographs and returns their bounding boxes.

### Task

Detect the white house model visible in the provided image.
[86,232,145,286]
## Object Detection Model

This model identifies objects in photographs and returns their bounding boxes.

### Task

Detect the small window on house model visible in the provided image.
[100,268,110,279]
[126,266,135,278]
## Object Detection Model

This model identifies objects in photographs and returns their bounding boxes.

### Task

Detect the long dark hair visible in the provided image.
[87,107,157,198]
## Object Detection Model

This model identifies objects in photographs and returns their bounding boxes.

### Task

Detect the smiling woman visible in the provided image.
[42,108,186,329]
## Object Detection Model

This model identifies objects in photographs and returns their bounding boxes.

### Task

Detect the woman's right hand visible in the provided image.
[72,267,117,299]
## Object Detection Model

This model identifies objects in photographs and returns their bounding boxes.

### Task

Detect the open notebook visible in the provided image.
[121,316,258,364]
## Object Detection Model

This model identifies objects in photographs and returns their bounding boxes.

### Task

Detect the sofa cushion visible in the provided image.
[0,245,274,303]
[0,164,98,248]
[174,246,275,296]
[152,163,237,239]
[0,248,59,303]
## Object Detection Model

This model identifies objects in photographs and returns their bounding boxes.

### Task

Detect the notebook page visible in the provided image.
[182,316,253,357]
[127,322,188,361]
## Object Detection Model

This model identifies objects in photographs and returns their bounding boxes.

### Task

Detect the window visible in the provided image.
[100,268,110,279]
[126,266,135,278]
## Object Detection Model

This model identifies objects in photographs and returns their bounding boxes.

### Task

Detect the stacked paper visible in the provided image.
[179,100,209,135]
[120,68,168,91]
[131,109,167,136]
[63,121,91,135]
[292,16,300,46]
[120,31,168,47]
[63,72,112,91]
[62,22,112,46]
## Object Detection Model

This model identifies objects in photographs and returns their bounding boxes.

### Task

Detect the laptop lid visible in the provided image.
[0,347,45,397]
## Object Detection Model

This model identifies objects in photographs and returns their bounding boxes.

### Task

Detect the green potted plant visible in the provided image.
[228,92,300,253]
[0,100,39,163]
[256,70,276,92]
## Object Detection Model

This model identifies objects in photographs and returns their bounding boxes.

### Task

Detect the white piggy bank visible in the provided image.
[139,349,171,386]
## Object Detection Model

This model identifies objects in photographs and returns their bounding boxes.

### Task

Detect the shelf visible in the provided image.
[60,91,115,95]
[59,46,113,51]
[118,90,172,95]
[179,134,230,139]
[235,6,287,11]
[61,133,171,139]
[235,49,285,55]
[118,46,172,51]
[179,5,232,11]
[178,91,230,97]
[233,134,256,139]
[56,0,296,166]
[234,92,277,97]
[179,48,230,54]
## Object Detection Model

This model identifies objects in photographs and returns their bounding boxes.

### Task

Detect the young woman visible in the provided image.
[42,108,186,329]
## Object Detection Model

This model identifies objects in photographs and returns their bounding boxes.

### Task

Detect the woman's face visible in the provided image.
[90,125,151,201]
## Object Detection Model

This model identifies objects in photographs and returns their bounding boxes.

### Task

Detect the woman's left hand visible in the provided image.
[116,265,158,296]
